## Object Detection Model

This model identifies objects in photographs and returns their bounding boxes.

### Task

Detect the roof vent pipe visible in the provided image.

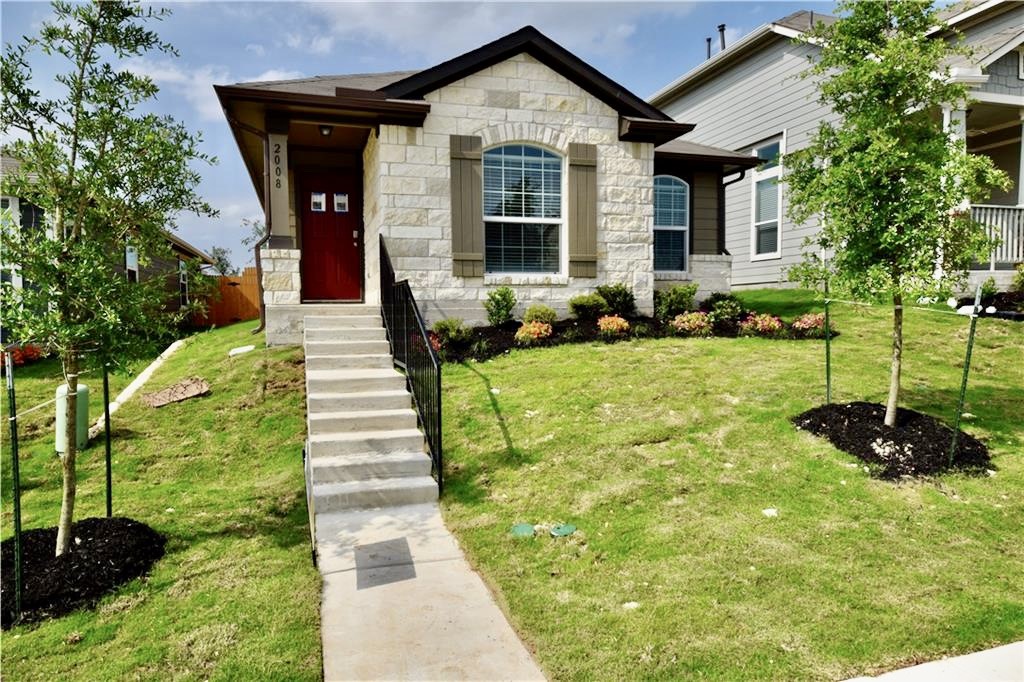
[706,37,712,60]
[718,24,726,52]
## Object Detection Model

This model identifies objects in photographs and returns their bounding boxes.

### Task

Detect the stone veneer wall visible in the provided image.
[362,53,656,325]
[261,248,301,305]
[654,254,732,302]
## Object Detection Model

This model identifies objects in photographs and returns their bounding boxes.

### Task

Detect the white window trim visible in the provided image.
[482,142,567,277]
[178,258,189,305]
[653,174,690,275]
[125,244,139,282]
[1,196,24,289]
[1018,47,1024,80]
[749,132,785,262]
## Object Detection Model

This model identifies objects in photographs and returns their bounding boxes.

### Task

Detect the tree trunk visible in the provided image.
[884,294,903,428]
[55,352,78,556]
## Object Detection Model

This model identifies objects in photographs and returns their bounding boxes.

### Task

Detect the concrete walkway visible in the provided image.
[846,641,1023,681]
[316,503,545,681]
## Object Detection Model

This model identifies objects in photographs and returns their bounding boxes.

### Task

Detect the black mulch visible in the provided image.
[2,517,165,629]
[792,401,991,479]
[958,291,1024,321]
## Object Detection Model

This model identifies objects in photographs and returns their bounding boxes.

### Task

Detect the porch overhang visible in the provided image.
[619,116,696,145]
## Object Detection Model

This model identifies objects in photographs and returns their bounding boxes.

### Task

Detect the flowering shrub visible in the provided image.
[1,344,45,368]
[514,321,553,346]
[597,314,630,339]
[790,312,833,339]
[669,311,712,337]
[738,313,785,338]
[428,332,442,353]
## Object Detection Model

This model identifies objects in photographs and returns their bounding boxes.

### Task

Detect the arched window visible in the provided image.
[483,144,562,273]
[653,175,689,272]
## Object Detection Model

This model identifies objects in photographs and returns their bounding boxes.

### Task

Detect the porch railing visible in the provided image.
[379,235,442,494]
[972,204,1024,269]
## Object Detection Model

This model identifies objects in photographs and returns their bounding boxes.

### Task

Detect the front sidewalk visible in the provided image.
[847,641,1023,682]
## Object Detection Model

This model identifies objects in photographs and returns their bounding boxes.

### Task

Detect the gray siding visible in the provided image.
[660,37,836,287]
[983,141,1020,205]
[979,49,1023,96]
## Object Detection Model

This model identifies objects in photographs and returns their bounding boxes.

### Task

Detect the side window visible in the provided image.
[653,176,690,272]
[125,245,139,283]
[178,258,189,306]
[751,137,783,260]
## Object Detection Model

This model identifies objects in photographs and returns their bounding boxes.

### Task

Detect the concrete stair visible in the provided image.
[303,306,436,516]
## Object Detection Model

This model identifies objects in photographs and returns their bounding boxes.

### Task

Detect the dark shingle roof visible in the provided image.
[232,71,420,97]
[774,9,837,33]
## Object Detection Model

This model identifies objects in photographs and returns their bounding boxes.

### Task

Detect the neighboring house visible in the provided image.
[215,26,758,343]
[1,155,215,340]
[650,2,1024,290]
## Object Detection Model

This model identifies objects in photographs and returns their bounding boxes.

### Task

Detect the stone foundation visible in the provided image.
[654,254,732,302]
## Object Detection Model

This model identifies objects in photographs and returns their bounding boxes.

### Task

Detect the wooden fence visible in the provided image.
[194,267,260,327]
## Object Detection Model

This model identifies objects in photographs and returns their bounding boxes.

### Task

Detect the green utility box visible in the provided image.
[56,383,89,452]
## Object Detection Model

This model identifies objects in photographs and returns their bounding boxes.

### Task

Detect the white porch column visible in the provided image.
[1017,108,1024,206]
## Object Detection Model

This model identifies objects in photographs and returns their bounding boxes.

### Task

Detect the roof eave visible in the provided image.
[619,117,695,145]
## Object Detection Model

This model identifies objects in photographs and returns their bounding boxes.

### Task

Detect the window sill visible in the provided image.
[484,273,569,286]
[654,271,691,281]
[750,252,781,262]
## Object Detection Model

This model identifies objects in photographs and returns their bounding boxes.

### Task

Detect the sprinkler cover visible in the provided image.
[511,523,535,537]
[550,524,576,537]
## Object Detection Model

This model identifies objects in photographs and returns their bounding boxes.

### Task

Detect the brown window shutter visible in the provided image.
[450,135,483,277]
[568,143,598,277]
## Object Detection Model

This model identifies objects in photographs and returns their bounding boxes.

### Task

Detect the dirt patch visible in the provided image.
[792,401,991,479]
[142,377,210,407]
[1,517,165,629]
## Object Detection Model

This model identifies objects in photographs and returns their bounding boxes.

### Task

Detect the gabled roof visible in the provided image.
[165,232,214,265]
[381,25,673,123]
[224,71,420,98]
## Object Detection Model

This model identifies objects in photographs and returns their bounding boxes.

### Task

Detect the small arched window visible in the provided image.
[483,144,562,273]
[653,175,689,272]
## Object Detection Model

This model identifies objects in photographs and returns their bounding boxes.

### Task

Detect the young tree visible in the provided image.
[0,1,214,554]
[208,246,236,275]
[786,1,1009,427]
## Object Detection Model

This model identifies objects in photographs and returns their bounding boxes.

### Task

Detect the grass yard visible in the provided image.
[1,323,320,680]
[441,289,1024,681]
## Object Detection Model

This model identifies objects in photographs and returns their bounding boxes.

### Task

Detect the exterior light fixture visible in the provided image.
[319,125,333,137]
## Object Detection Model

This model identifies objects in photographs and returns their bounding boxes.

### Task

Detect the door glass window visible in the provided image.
[311,192,326,212]
[334,193,349,213]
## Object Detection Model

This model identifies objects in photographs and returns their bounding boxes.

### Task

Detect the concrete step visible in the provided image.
[307,390,411,413]
[276,303,379,317]
[307,368,406,394]
[310,452,432,483]
[309,408,418,435]
[304,315,382,329]
[304,327,387,342]
[304,339,391,356]
[313,476,438,512]
[308,428,425,458]
[305,354,394,371]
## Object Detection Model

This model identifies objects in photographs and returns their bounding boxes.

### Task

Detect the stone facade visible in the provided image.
[362,53,657,323]
[261,248,301,305]
[654,254,732,301]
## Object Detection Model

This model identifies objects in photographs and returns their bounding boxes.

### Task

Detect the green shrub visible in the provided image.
[654,283,698,321]
[483,286,517,326]
[523,303,558,325]
[568,293,609,320]
[704,295,746,334]
[595,283,636,317]
[1012,263,1024,293]
[980,276,999,301]
[431,318,473,358]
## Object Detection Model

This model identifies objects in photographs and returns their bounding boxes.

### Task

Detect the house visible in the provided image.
[649,2,1024,291]
[0,155,215,339]
[215,26,758,344]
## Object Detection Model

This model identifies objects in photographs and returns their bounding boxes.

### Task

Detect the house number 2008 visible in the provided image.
[273,143,283,189]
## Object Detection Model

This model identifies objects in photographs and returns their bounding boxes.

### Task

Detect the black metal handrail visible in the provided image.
[380,235,443,494]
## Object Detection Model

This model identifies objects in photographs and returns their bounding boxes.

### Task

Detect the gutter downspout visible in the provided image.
[226,115,272,335]
[720,169,748,255]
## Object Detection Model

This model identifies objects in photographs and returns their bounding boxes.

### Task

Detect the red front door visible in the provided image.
[300,173,362,301]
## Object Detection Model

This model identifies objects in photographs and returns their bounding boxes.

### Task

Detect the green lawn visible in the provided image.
[440,289,1024,681]
[1,323,320,680]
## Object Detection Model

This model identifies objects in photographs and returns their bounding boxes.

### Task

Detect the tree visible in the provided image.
[208,246,236,275]
[0,1,215,555]
[786,1,1009,427]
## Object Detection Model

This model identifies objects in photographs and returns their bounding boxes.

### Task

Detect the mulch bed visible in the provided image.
[2,517,165,629]
[792,401,991,479]
[958,291,1024,321]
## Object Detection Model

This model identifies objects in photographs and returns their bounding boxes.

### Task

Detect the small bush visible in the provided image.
[790,312,833,339]
[597,314,630,340]
[595,283,636,317]
[669,311,712,337]
[431,318,473,359]
[980,276,999,301]
[561,326,586,343]
[569,293,609,320]
[738,313,786,338]
[523,303,557,325]
[484,286,517,326]
[630,322,654,339]
[705,295,746,334]
[654,283,698,321]
[515,321,553,346]
[1012,263,1024,293]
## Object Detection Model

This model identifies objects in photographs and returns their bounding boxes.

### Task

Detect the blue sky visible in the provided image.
[2,1,834,269]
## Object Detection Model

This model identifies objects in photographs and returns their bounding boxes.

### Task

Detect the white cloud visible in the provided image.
[307,2,697,63]
[244,43,266,57]
[285,31,335,56]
